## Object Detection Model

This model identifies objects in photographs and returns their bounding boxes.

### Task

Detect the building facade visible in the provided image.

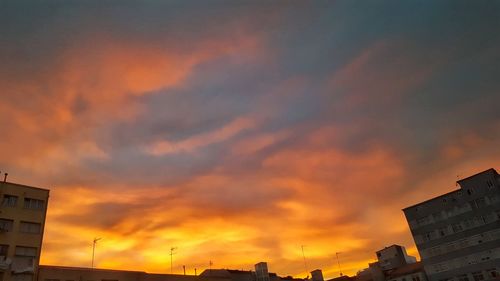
[403,168,500,281]
[0,180,50,281]
[376,245,417,271]
[255,262,270,281]
[356,245,424,281]
[311,269,324,281]
[37,265,230,281]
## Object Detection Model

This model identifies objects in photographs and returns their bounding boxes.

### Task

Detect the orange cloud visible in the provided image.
[147,117,256,155]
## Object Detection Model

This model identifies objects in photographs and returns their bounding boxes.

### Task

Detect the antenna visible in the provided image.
[301,245,309,277]
[170,247,177,274]
[336,252,343,277]
[456,173,462,186]
[91,237,102,268]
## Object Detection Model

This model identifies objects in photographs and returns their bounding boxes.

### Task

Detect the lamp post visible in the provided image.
[336,252,343,277]
[92,237,102,269]
[301,245,309,277]
[170,247,177,274]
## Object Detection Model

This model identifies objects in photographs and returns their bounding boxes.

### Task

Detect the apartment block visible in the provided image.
[356,245,424,281]
[403,168,500,281]
[0,179,49,281]
[37,265,229,281]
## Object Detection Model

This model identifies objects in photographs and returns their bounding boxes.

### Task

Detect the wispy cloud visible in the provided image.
[1,1,499,278]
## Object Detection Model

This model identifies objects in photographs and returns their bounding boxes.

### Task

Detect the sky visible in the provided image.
[1,0,500,278]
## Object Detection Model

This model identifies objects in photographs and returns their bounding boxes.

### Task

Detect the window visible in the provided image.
[19,222,41,234]
[481,213,495,224]
[12,273,33,281]
[489,195,500,204]
[412,276,421,281]
[487,269,499,278]
[15,246,37,257]
[0,245,8,256]
[438,227,447,237]
[2,195,18,207]
[433,212,443,221]
[423,232,432,242]
[472,197,487,208]
[452,223,463,233]
[0,219,14,232]
[487,180,494,189]
[23,198,44,210]
[417,216,429,225]
[472,272,484,281]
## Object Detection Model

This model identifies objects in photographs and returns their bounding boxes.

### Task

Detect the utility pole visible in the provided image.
[336,252,343,277]
[91,237,102,269]
[301,245,309,277]
[170,247,177,274]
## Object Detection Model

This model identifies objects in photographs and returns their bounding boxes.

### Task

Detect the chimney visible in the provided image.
[3,173,7,182]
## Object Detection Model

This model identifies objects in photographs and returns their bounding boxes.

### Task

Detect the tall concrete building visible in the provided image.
[356,245,422,281]
[403,168,500,281]
[255,262,270,281]
[0,178,49,281]
[311,269,324,281]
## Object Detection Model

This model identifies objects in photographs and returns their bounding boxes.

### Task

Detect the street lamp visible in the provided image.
[92,237,102,269]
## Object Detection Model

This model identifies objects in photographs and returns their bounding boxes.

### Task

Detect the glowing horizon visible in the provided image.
[0,1,499,279]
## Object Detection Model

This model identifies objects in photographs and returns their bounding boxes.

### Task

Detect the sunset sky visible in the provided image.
[1,0,499,278]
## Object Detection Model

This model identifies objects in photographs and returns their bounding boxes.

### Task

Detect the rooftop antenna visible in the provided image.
[91,237,102,269]
[301,245,309,277]
[336,252,343,277]
[170,247,177,274]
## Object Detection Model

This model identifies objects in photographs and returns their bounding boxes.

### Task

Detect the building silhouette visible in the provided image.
[255,262,270,281]
[356,245,426,281]
[311,269,324,281]
[0,178,49,281]
[403,168,500,281]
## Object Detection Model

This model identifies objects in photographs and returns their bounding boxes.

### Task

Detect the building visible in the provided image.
[256,263,270,281]
[356,245,424,281]
[403,168,500,281]
[37,265,230,281]
[311,269,324,281]
[199,266,300,281]
[376,245,417,271]
[37,265,306,281]
[200,269,255,281]
[326,276,354,281]
[0,177,50,281]
[386,262,427,281]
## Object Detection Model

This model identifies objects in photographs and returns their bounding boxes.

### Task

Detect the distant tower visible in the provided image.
[255,262,270,281]
[311,269,324,281]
